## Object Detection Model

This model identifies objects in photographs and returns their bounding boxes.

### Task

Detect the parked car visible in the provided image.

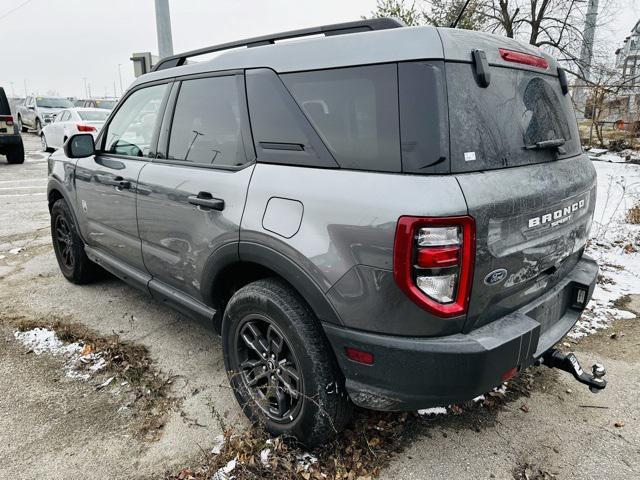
[47,19,604,446]
[74,98,118,110]
[41,108,109,151]
[0,87,24,164]
[17,96,75,135]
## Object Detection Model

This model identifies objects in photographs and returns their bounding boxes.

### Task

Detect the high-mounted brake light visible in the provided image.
[0,115,13,126]
[77,124,96,132]
[394,216,475,318]
[499,48,549,70]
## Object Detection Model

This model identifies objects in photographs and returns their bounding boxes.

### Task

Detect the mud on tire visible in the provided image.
[222,278,352,447]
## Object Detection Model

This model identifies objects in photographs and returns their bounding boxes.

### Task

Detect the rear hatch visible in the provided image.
[438,29,596,333]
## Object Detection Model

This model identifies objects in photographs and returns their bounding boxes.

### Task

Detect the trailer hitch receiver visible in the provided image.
[538,349,606,393]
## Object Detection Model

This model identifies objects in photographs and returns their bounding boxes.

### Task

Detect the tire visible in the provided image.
[222,278,352,447]
[6,142,25,164]
[50,198,97,284]
[18,115,27,133]
[35,118,42,136]
[40,133,52,152]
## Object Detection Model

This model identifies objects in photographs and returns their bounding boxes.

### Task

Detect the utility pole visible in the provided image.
[87,83,92,99]
[10,82,15,97]
[83,77,88,98]
[118,64,123,95]
[572,0,599,120]
[154,0,174,58]
[23,79,27,97]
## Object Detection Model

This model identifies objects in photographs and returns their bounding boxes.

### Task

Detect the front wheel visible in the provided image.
[18,115,27,132]
[50,199,98,284]
[40,133,52,152]
[222,278,352,447]
[35,119,42,136]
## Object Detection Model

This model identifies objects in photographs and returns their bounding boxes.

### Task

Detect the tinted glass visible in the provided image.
[103,83,168,157]
[78,110,109,121]
[94,100,116,110]
[0,88,10,115]
[36,97,74,108]
[398,61,449,174]
[246,68,337,169]
[282,64,400,172]
[447,63,581,173]
[168,76,247,167]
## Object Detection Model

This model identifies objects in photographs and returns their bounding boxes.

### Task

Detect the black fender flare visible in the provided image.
[47,178,86,244]
[201,241,343,327]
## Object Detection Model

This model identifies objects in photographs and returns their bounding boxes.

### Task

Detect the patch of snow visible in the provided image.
[570,161,640,338]
[417,407,448,416]
[9,247,23,255]
[211,434,225,455]
[472,395,485,403]
[297,452,319,471]
[260,448,271,466]
[223,458,237,474]
[13,327,108,381]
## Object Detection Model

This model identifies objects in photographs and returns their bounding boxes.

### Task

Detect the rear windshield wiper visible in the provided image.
[525,138,566,151]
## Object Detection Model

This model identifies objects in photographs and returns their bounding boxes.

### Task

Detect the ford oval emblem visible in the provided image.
[484,269,507,286]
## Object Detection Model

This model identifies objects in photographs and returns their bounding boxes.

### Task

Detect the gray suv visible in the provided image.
[48,19,602,446]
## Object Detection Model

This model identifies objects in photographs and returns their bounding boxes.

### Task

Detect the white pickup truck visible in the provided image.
[16,96,75,135]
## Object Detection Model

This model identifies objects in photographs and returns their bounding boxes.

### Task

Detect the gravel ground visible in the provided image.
[0,133,638,479]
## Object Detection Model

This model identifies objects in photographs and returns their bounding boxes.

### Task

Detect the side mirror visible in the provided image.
[28,106,35,110]
[64,134,95,158]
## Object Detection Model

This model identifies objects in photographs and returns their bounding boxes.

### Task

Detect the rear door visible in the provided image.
[440,41,596,332]
[136,72,255,302]
[75,82,171,273]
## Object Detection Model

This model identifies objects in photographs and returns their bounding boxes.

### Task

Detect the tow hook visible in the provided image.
[537,348,607,393]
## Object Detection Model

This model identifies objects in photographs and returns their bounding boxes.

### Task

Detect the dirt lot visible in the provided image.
[0,133,638,479]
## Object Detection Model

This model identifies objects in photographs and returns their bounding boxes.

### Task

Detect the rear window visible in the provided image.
[446,63,581,173]
[78,110,109,121]
[94,100,116,110]
[36,97,74,108]
[0,88,10,115]
[281,65,400,172]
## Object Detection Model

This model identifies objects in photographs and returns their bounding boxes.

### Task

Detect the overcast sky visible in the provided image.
[1,0,638,99]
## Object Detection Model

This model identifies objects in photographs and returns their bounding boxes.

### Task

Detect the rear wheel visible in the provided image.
[51,199,97,284]
[222,278,352,447]
[6,142,24,164]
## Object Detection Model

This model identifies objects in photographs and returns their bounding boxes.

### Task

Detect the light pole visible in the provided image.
[10,82,15,97]
[118,64,123,95]
[23,79,27,97]
[83,77,88,99]
[154,0,174,58]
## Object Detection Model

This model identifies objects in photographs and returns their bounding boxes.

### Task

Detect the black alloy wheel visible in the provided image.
[232,313,303,423]
[53,214,75,270]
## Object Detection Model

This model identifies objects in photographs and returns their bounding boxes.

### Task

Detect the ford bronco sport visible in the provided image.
[48,19,605,446]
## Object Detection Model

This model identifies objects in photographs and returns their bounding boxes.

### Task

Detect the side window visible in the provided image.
[281,64,401,172]
[246,69,337,169]
[57,111,68,122]
[167,76,247,167]
[103,83,168,157]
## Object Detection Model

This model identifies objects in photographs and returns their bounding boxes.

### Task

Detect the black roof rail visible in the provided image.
[152,18,406,72]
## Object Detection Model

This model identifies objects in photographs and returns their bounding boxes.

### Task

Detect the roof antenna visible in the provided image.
[449,0,473,28]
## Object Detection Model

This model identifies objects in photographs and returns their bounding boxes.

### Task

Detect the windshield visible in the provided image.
[78,110,109,121]
[36,97,74,108]
[94,100,116,109]
[446,64,581,173]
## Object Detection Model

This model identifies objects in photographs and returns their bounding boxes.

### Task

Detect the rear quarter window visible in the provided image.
[281,65,401,172]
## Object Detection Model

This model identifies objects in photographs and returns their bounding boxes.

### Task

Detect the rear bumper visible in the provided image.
[324,255,598,411]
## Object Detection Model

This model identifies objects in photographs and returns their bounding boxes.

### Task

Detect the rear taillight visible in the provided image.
[0,115,13,126]
[393,216,475,318]
[499,48,549,70]
[77,124,96,132]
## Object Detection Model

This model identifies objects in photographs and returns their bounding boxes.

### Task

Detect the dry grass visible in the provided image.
[11,313,177,440]
[626,203,640,224]
[166,371,537,480]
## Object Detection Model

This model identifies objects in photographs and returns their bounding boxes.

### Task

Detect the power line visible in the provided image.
[0,0,36,22]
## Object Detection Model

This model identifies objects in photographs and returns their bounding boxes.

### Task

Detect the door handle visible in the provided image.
[188,192,225,211]
[112,176,131,190]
